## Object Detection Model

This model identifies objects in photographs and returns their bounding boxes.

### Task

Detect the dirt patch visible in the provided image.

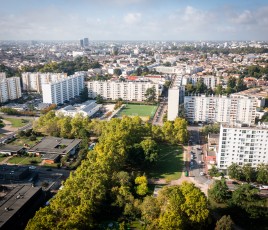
[0,120,18,135]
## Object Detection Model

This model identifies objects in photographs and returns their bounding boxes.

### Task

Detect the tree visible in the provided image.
[145,87,157,102]
[140,196,160,227]
[215,215,234,230]
[114,68,122,76]
[135,176,148,196]
[140,139,159,163]
[215,84,224,95]
[242,164,255,182]
[256,163,268,184]
[208,165,221,177]
[95,94,104,104]
[209,178,230,203]
[236,77,247,92]
[157,183,209,229]
[80,87,89,102]
[195,79,208,94]
[228,163,242,180]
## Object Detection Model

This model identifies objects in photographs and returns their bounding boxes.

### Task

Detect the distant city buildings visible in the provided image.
[217,123,268,169]
[80,37,89,48]
[42,73,84,104]
[22,72,67,93]
[0,73,22,103]
[87,80,160,101]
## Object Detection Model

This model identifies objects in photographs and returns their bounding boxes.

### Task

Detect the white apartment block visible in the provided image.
[0,76,22,103]
[87,80,159,101]
[184,94,259,126]
[22,72,67,93]
[42,74,84,104]
[217,123,268,169]
[183,75,220,89]
[167,75,185,121]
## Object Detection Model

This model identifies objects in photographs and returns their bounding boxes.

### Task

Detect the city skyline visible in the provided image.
[0,0,268,41]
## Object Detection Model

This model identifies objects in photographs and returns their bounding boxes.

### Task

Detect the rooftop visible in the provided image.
[0,185,42,229]
[28,137,81,155]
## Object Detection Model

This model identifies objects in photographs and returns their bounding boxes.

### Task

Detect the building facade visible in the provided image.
[22,72,67,93]
[184,94,260,126]
[42,73,84,104]
[0,76,22,103]
[217,123,268,169]
[87,80,160,101]
[183,75,220,89]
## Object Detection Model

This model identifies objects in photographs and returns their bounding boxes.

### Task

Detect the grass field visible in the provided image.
[7,156,42,165]
[4,118,30,128]
[116,104,157,119]
[148,144,184,182]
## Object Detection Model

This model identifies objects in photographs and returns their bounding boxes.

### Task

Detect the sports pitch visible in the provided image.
[116,104,158,119]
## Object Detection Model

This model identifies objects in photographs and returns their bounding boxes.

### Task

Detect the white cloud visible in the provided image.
[124,13,142,24]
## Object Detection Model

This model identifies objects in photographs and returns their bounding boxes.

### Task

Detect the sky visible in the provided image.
[0,0,268,41]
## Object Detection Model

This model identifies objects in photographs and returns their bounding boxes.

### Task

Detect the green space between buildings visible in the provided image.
[147,144,183,182]
[116,104,157,119]
[4,117,30,128]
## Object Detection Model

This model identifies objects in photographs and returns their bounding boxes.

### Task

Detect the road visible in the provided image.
[187,126,213,186]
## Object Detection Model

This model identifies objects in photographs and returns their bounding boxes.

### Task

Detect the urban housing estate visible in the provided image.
[0,73,22,103]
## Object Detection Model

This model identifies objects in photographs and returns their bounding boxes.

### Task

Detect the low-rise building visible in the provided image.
[28,137,81,156]
[56,100,101,118]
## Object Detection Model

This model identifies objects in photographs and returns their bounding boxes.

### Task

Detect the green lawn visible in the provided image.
[4,118,30,128]
[117,104,157,119]
[148,144,184,182]
[7,156,42,165]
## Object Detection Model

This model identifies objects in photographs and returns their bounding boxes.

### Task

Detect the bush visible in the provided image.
[29,135,37,141]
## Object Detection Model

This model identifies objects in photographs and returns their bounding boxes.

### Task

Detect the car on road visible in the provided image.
[198,161,203,164]
[200,172,205,176]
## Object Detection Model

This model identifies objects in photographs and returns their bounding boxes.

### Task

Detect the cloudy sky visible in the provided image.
[0,0,267,41]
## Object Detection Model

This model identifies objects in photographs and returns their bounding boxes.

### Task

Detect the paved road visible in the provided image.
[152,101,167,126]
[187,126,213,186]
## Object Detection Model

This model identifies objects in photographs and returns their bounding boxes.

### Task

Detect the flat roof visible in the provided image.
[28,137,81,155]
[0,145,24,153]
[0,185,42,228]
[41,153,60,161]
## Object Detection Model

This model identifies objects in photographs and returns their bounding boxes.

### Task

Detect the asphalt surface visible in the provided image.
[187,126,213,186]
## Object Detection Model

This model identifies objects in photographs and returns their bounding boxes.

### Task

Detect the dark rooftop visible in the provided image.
[28,137,81,155]
[0,145,24,153]
[0,185,42,229]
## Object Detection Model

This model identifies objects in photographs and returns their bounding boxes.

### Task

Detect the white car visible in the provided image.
[200,172,204,176]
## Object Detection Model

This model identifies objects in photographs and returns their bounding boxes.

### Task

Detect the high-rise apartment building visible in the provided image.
[22,72,67,93]
[83,38,89,47]
[184,94,261,126]
[42,73,84,104]
[0,75,22,103]
[87,80,160,101]
[183,75,220,89]
[80,39,84,48]
[217,123,268,169]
